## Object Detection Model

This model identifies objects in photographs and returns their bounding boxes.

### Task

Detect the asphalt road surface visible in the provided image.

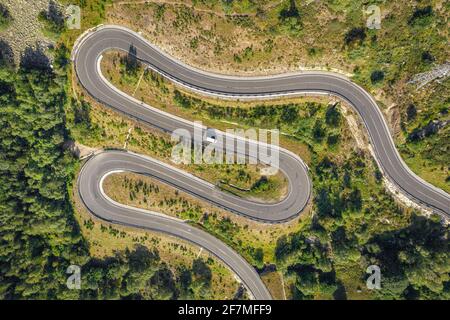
[73,25,450,300]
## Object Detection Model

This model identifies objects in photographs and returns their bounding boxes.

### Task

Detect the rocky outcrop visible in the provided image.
[0,0,51,67]
[408,119,449,141]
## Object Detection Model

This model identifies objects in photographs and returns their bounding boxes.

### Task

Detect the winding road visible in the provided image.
[73,25,450,300]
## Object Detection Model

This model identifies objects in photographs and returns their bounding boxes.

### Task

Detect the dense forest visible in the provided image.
[0,44,214,299]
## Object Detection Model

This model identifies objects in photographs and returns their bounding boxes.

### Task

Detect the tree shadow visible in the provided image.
[46,0,65,28]
[333,281,348,300]
[20,46,51,71]
[233,285,246,300]
[48,1,65,24]
[279,0,300,21]
[0,40,14,67]
[0,3,13,28]
[125,44,138,74]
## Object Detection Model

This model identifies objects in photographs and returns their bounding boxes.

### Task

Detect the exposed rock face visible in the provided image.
[0,0,50,66]
[386,103,402,138]
[63,140,98,159]
[408,119,449,141]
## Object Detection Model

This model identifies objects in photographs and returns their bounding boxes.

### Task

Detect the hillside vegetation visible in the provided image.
[106,0,449,191]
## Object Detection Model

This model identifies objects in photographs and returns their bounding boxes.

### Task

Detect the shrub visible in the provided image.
[406,104,417,121]
[327,134,339,146]
[278,0,302,35]
[344,27,366,45]
[408,6,433,25]
[370,70,385,84]
[421,51,434,63]
[325,104,341,127]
